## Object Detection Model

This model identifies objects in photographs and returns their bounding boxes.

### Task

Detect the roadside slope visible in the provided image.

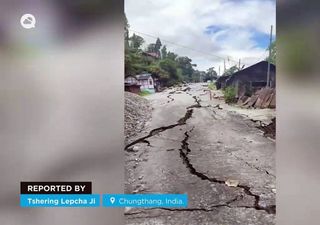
[125,92,152,141]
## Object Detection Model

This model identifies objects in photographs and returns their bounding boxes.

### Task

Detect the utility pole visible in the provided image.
[238,59,241,70]
[224,60,226,74]
[219,66,220,76]
[266,25,273,87]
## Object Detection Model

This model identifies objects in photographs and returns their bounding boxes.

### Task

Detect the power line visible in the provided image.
[129,29,240,64]
[129,28,270,71]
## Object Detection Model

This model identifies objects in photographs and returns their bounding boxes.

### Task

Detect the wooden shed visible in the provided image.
[226,61,275,97]
[215,75,231,90]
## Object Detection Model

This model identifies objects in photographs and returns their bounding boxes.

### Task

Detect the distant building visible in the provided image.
[226,61,276,97]
[216,61,276,97]
[125,75,141,94]
[215,75,231,90]
[136,73,156,93]
[142,51,160,60]
[153,78,162,92]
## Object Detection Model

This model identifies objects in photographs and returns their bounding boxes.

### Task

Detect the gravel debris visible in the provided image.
[125,92,152,141]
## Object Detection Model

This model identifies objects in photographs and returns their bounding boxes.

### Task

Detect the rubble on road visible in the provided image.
[225,179,240,187]
[257,118,276,139]
[125,92,152,141]
[238,88,276,109]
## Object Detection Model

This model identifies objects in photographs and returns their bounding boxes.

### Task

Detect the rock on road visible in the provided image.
[125,83,275,225]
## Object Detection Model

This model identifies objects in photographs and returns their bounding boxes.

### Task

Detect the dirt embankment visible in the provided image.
[125,92,152,141]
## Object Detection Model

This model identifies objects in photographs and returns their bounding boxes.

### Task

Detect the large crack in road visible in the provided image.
[187,96,202,109]
[178,115,276,215]
[125,109,193,150]
[126,89,275,222]
[125,94,201,151]
[125,196,243,220]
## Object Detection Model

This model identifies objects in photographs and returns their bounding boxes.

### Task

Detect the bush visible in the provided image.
[139,90,151,96]
[208,82,216,90]
[223,86,237,103]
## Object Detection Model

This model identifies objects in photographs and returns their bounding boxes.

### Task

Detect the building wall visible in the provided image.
[233,72,275,97]
[138,77,155,91]
[125,85,140,94]
[125,76,138,84]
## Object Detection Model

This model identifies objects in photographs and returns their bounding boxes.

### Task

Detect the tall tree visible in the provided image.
[155,38,162,52]
[125,47,147,76]
[147,43,156,53]
[223,65,239,76]
[191,70,201,82]
[205,67,218,81]
[159,58,180,85]
[161,45,167,59]
[124,14,130,49]
[125,17,202,87]
[166,51,178,61]
[176,56,195,82]
[130,33,144,49]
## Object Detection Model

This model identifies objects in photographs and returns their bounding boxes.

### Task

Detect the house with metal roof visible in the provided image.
[216,61,276,98]
[226,61,275,97]
[136,73,156,93]
[125,75,141,94]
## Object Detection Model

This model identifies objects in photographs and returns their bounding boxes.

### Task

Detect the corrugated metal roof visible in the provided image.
[136,73,152,80]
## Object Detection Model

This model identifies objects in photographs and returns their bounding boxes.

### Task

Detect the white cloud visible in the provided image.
[125,0,275,72]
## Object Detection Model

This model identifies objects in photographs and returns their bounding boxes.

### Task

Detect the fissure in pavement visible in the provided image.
[167,95,175,103]
[178,126,276,214]
[126,93,275,215]
[125,196,241,218]
[187,96,202,109]
[125,109,194,150]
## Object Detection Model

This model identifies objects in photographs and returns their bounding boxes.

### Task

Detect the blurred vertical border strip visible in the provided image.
[278,1,320,225]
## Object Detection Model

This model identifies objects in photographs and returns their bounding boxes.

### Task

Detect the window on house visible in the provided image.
[149,79,153,85]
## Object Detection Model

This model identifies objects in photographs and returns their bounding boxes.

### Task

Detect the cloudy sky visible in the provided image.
[125,0,276,73]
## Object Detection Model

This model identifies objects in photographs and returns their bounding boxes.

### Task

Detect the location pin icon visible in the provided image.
[110,197,115,204]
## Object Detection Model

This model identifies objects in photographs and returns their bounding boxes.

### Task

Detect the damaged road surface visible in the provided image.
[125,83,275,225]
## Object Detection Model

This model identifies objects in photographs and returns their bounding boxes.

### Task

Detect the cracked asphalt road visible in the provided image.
[125,83,275,225]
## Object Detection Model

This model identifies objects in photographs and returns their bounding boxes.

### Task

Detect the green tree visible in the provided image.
[125,14,130,50]
[266,40,276,64]
[176,56,195,82]
[223,65,239,76]
[166,52,178,61]
[159,59,178,78]
[191,70,201,82]
[125,49,146,76]
[161,45,167,59]
[155,38,162,52]
[130,34,145,49]
[147,43,156,52]
[125,18,147,76]
[125,17,200,86]
[146,60,175,86]
[205,67,218,81]
[146,38,162,56]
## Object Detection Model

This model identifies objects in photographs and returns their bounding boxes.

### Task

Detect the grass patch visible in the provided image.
[139,90,151,96]
[208,82,216,90]
[223,86,237,103]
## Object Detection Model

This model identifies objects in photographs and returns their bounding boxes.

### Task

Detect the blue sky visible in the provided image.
[251,31,274,49]
[204,25,225,35]
[205,25,275,49]
[126,0,276,71]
